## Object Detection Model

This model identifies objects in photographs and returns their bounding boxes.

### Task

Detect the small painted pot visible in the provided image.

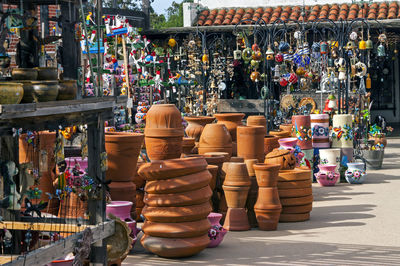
[278,137,298,149]
[135,112,146,124]
[137,105,149,113]
[138,101,149,106]
[207,212,227,248]
[315,171,339,186]
[345,162,367,184]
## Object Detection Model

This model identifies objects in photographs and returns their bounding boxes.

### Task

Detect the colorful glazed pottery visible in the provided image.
[331,114,353,148]
[345,162,367,184]
[207,212,227,248]
[292,115,312,150]
[310,114,330,148]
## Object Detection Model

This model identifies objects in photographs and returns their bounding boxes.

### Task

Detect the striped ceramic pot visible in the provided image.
[310,114,330,148]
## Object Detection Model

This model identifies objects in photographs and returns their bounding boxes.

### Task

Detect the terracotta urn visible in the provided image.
[230,156,244,162]
[142,219,211,238]
[237,126,265,163]
[265,149,296,170]
[310,114,330,148]
[223,162,251,187]
[214,113,245,141]
[207,213,227,248]
[222,185,250,208]
[105,132,144,182]
[106,201,134,222]
[223,208,250,231]
[145,104,184,160]
[182,137,195,155]
[253,163,281,187]
[264,135,280,155]
[247,115,267,135]
[198,124,233,158]
[292,115,312,150]
[244,159,258,177]
[184,116,215,142]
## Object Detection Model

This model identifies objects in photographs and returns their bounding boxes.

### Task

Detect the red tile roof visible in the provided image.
[195,2,400,26]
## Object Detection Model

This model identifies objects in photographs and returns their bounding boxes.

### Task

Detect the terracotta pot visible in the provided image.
[253,163,281,187]
[280,195,313,206]
[57,80,77,100]
[244,159,258,177]
[278,187,313,198]
[279,124,293,134]
[105,132,144,182]
[223,162,251,187]
[254,187,281,209]
[136,190,145,208]
[331,114,353,148]
[145,170,211,194]
[198,124,232,158]
[265,149,296,170]
[278,168,311,182]
[207,165,219,191]
[144,185,212,207]
[142,201,212,222]
[222,185,250,208]
[132,162,145,188]
[145,104,184,160]
[277,179,311,189]
[254,208,281,230]
[269,130,291,139]
[279,212,310,222]
[139,157,207,181]
[207,213,227,248]
[182,137,195,155]
[310,114,330,148]
[214,113,245,141]
[142,219,211,238]
[292,115,312,150]
[141,234,210,258]
[264,135,280,155]
[237,126,265,163]
[109,181,136,207]
[204,152,230,163]
[106,201,134,222]
[282,203,313,214]
[247,115,267,135]
[223,208,250,231]
[230,156,244,162]
[184,116,215,142]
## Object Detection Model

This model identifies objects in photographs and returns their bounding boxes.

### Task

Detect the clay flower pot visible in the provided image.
[214,113,245,141]
[105,132,144,182]
[145,104,184,160]
[265,149,296,170]
[230,157,244,162]
[254,208,282,230]
[199,124,232,158]
[207,213,227,248]
[244,159,258,177]
[253,163,281,187]
[264,135,280,155]
[142,219,210,238]
[292,115,312,150]
[223,208,250,231]
[222,185,250,208]
[106,201,134,222]
[237,126,265,162]
[207,165,219,191]
[246,115,267,136]
[254,187,281,210]
[184,116,215,142]
[223,162,251,187]
[182,137,195,155]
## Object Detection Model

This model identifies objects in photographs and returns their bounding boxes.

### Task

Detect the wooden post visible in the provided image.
[87,118,106,265]
[122,35,132,122]
[142,0,150,30]
[61,3,79,79]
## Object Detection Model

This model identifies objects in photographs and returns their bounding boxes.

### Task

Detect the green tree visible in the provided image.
[151,0,193,29]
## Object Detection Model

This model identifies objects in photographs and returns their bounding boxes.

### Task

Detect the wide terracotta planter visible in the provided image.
[138,157,208,181]
[142,219,211,238]
[282,203,313,214]
[264,135,280,155]
[182,137,195,155]
[223,162,251,187]
[280,195,313,206]
[253,163,281,187]
[145,104,184,160]
[254,208,282,231]
[279,212,310,222]
[278,188,313,198]
[141,234,210,258]
[265,149,296,170]
[222,185,250,208]
[310,114,330,148]
[198,124,232,158]
[247,115,267,136]
[237,126,265,162]
[184,116,215,142]
[207,165,219,191]
[278,168,311,182]
[145,170,211,194]
[277,179,311,189]
[142,201,212,222]
[105,132,144,182]
[254,187,281,209]
[223,207,250,231]
[292,115,312,150]
[214,113,245,141]
[144,185,212,207]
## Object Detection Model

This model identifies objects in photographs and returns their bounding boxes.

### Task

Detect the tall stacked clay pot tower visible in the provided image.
[139,157,212,258]
[247,115,267,136]
[214,113,245,156]
[277,168,313,222]
[198,124,233,159]
[310,114,330,148]
[145,104,184,161]
[253,163,282,230]
[237,126,265,163]
[244,159,259,227]
[222,162,251,231]
[105,132,145,219]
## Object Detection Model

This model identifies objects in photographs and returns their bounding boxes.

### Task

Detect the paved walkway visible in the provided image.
[125,139,400,265]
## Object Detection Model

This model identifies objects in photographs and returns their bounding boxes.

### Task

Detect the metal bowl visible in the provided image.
[35,67,58,80]
[11,68,38,80]
[0,82,24,104]
[57,80,78,100]
[31,80,59,102]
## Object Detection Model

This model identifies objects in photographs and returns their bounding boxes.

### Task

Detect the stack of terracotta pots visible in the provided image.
[132,161,145,221]
[237,126,265,163]
[253,163,282,230]
[214,113,245,156]
[184,116,215,147]
[198,124,232,159]
[247,115,267,136]
[244,159,259,227]
[222,162,251,231]
[145,104,184,161]
[139,157,212,258]
[105,132,145,220]
[277,168,313,222]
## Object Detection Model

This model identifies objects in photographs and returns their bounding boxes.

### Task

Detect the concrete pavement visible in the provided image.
[124,139,400,265]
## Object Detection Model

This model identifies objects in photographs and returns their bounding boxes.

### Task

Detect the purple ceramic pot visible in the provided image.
[278,137,298,149]
[65,157,88,173]
[106,201,133,222]
[207,212,227,248]
[127,221,141,249]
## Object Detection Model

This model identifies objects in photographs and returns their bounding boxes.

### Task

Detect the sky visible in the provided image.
[152,0,183,15]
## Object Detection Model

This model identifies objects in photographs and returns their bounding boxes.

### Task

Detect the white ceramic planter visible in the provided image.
[331,114,353,148]
[319,148,341,183]
[345,162,367,184]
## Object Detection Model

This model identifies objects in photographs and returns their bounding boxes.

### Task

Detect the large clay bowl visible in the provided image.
[11,68,38,80]
[279,212,310,222]
[277,179,311,189]
[142,201,212,222]
[282,203,313,214]
[142,219,211,238]
[31,80,59,102]
[15,80,34,103]
[184,116,215,141]
[280,195,314,206]
[57,80,78,100]
[214,113,245,141]
[278,187,313,198]
[278,168,311,182]
[144,185,212,207]
[0,82,24,104]
[138,157,208,181]
[145,170,211,194]
[35,67,58,80]
[141,234,210,258]
[145,135,183,161]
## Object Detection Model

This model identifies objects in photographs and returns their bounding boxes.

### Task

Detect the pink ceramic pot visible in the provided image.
[207,212,227,248]
[318,164,336,173]
[106,201,133,222]
[278,137,298,149]
[65,157,88,173]
[127,221,140,249]
[315,172,340,186]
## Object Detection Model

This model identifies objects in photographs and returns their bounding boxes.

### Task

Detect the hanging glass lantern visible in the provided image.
[377,43,386,57]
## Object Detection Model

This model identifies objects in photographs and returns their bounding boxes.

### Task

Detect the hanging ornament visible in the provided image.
[355,62,367,77]
[250,71,261,82]
[275,53,284,63]
[366,38,373,50]
[378,33,387,43]
[266,46,274,60]
[242,47,252,62]
[346,41,356,50]
[252,50,262,60]
[328,94,337,109]
[377,43,386,57]
[349,31,358,41]
[250,59,259,68]
[279,77,288,87]
[234,49,242,60]
[320,41,328,54]
[168,38,177,48]
[359,40,367,50]
[252,43,260,51]
[288,73,298,84]
[366,73,372,89]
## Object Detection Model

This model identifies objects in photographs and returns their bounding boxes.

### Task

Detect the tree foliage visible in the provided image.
[151,0,193,29]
